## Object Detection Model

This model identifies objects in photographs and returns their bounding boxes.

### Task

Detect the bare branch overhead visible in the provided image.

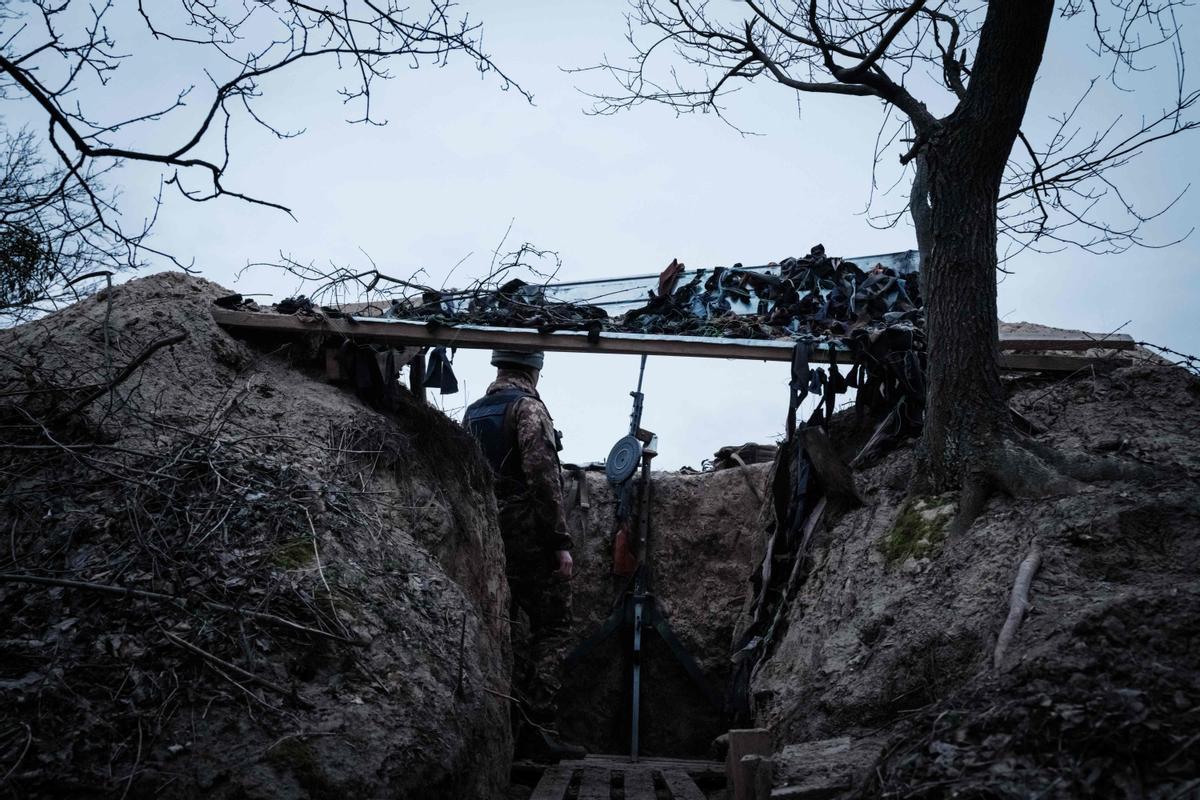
[0,1,525,322]
[573,0,1197,257]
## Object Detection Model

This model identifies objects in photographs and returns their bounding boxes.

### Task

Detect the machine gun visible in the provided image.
[605,356,654,575]
[566,355,719,762]
[604,356,649,485]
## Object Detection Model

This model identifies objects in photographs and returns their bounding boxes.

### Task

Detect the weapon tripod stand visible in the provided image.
[565,356,719,762]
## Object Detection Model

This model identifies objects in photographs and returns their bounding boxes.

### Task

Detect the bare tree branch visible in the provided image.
[574,0,1197,260]
[0,1,526,322]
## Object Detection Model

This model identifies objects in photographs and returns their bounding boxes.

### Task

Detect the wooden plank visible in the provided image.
[408,346,427,404]
[661,769,707,800]
[743,755,774,800]
[213,307,1129,373]
[998,353,1131,372]
[727,729,772,800]
[583,754,723,766]
[323,347,346,381]
[530,764,574,800]
[622,768,658,800]
[998,332,1135,351]
[212,307,837,363]
[581,755,724,777]
[771,787,848,799]
[583,754,721,766]
[577,766,611,800]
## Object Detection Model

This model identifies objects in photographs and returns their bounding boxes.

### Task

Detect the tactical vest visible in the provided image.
[463,387,536,489]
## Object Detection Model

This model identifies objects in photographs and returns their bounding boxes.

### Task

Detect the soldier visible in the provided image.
[462,349,585,760]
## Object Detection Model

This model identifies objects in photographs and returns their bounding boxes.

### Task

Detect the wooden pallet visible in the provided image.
[526,756,722,800]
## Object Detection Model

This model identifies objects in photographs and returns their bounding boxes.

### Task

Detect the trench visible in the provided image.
[17,275,1194,799]
[507,463,768,798]
[204,308,770,798]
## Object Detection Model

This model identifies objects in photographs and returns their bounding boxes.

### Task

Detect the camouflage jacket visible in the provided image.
[484,370,572,552]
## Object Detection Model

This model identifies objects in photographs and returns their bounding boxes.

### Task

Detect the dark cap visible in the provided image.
[491,349,545,371]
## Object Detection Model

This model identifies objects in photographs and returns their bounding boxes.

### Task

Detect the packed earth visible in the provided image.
[1,273,1197,798]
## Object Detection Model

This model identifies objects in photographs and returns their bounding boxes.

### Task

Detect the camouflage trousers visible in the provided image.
[502,520,573,724]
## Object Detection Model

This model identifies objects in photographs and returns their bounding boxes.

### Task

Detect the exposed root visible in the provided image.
[988,437,1082,496]
[1022,436,1159,484]
[941,433,1156,537]
[947,478,994,538]
[942,438,1074,537]
[993,541,1042,670]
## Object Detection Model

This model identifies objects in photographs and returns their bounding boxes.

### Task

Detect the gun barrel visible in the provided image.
[628,354,649,436]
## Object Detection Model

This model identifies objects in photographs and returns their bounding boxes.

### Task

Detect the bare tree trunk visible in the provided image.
[909,153,933,267]
[914,0,1055,493]
[917,148,1009,491]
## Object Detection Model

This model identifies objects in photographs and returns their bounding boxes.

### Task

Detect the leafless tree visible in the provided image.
[0,126,140,323]
[578,0,1195,506]
[0,0,524,322]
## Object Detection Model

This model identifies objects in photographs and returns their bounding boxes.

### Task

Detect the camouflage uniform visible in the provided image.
[466,369,573,724]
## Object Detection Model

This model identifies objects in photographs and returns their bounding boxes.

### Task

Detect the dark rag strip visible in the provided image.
[422,346,459,395]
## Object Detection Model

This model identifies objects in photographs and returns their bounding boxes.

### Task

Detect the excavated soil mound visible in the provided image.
[751,362,1200,798]
[556,465,767,758]
[0,273,512,799]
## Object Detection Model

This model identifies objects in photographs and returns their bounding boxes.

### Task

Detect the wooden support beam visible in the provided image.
[997,352,1131,372]
[742,755,775,800]
[212,307,1134,373]
[727,729,773,800]
[408,347,427,405]
[212,307,841,362]
[998,332,1135,352]
[323,347,345,382]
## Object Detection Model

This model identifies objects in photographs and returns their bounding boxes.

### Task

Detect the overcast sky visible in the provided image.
[5,2,1198,468]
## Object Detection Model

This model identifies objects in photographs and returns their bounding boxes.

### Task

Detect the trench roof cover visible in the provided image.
[526,250,920,315]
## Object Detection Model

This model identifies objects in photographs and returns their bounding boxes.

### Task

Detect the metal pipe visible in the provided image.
[631,597,644,762]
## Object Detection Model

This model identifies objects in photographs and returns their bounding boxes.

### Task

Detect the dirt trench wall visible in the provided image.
[555,464,767,757]
[0,273,512,799]
[748,364,1200,797]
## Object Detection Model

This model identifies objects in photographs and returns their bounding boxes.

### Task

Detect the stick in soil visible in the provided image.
[50,331,188,423]
[994,541,1042,669]
[0,573,356,644]
[1,723,32,783]
[455,610,467,697]
[118,719,142,800]
[482,687,557,736]
[161,628,315,709]
[303,508,350,639]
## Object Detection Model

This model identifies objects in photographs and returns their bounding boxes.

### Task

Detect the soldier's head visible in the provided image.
[491,349,544,386]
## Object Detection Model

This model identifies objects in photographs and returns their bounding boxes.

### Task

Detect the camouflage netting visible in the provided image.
[391,244,919,341]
